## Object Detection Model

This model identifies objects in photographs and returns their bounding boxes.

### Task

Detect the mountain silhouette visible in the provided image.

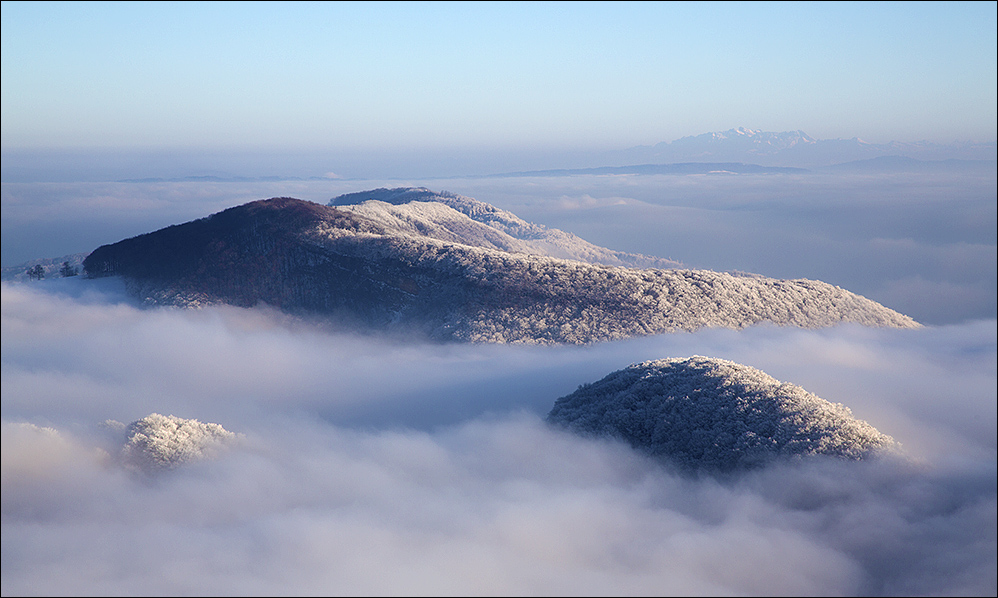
[614,127,997,167]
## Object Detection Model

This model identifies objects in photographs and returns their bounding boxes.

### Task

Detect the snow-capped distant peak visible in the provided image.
[633,128,993,168]
[665,128,820,155]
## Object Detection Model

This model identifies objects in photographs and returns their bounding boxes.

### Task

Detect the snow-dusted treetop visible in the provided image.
[119,413,239,473]
[547,356,900,472]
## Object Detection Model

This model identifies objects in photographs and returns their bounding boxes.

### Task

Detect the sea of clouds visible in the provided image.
[2,170,995,595]
[2,278,994,596]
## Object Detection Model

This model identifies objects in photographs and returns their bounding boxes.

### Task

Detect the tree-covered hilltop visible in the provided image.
[83,195,919,344]
[1,253,87,282]
[548,356,901,472]
[329,187,683,269]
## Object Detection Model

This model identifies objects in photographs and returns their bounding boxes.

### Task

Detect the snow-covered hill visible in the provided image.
[81,194,919,344]
[330,187,681,269]
[1,253,87,282]
[547,356,900,472]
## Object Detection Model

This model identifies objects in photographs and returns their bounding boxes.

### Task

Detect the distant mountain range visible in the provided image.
[110,153,994,183]
[78,187,918,344]
[610,127,997,168]
[89,128,995,183]
[489,162,809,177]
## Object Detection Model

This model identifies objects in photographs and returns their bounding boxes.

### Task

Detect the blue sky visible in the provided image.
[2,1,996,154]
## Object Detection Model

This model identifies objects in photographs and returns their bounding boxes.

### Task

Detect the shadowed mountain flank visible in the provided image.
[547,356,900,472]
[83,194,919,344]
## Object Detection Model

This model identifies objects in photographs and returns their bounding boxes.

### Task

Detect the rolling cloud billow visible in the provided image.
[1,279,994,596]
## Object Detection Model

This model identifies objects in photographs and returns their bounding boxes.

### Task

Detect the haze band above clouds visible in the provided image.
[3,170,993,326]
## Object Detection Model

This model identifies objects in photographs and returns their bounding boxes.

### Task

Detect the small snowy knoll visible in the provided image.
[548,356,900,472]
[116,413,240,473]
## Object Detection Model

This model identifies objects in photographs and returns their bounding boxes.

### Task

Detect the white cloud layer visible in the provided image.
[2,282,995,596]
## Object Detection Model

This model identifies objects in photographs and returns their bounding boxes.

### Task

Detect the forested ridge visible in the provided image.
[84,195,919,343]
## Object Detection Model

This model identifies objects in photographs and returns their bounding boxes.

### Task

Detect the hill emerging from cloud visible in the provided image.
[113,413,240,474]
[547,356,901,472]
[328,187,682,269]
[82,190,919,343]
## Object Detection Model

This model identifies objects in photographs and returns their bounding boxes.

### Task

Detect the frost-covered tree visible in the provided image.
[120,413,239,473]
[59,261,78,277]
[26,264,45,280]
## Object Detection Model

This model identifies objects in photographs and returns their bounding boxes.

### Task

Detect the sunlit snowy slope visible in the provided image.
[329,187,683,269]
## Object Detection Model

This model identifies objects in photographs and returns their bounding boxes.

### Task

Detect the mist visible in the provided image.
[2,279,995,596]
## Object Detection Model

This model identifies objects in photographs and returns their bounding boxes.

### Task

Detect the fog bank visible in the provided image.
[3,282,994,596]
